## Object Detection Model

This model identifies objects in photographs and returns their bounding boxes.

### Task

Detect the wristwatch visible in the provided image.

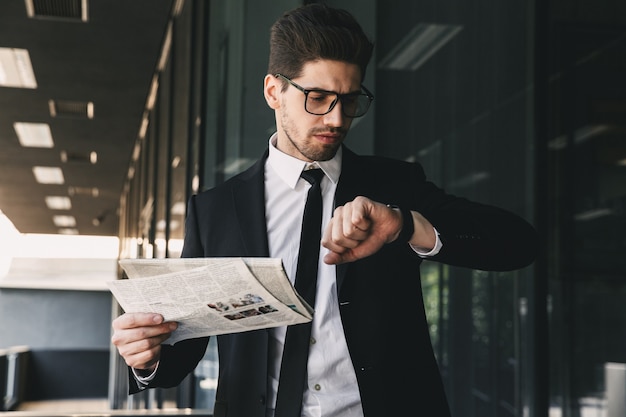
[387,205,414,243]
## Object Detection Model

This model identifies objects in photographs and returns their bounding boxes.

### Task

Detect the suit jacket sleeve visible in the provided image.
[409,166,538,271]
[127,193,211,394]
[341,149,538,272]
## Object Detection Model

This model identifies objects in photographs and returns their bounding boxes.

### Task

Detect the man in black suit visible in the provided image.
[112,4,537,417]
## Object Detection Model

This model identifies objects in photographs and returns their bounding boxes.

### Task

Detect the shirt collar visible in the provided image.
[267,132,341,189]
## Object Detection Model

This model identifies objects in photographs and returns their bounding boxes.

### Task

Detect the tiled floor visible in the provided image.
[14,399,110,412]
[9,399,203,415]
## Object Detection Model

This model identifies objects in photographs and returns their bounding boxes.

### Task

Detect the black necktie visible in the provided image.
[275,168,324,417]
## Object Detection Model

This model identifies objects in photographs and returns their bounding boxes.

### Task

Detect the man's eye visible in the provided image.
[308,91,331,102]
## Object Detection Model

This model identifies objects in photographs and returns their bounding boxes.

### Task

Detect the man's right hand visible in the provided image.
[111,312,178,373]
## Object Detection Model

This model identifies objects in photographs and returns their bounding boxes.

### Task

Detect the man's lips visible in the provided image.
[313,131,343,143]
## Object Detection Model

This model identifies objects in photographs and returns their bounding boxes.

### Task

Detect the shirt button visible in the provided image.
[310,337,316,345]
[314,384,321,391]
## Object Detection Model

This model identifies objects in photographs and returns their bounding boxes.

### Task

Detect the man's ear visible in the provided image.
[264,74,280,110]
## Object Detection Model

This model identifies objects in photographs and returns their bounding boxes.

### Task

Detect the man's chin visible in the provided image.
[314,143,341,161]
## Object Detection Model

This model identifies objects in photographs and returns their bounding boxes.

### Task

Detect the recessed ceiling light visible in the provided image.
[53,215,76,227]
[48,99,94,119]
[146,76,159,112]
[0,47,37,88]
[45,196,72,210]
[68,186,98,197]
[14,122,54,148]
[25,0,89,22]
[60,150,98,164]
[33,166,64,184]
[379,23,463,71]
[138,113,150,139]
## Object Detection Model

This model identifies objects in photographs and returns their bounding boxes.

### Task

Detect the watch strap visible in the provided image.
[387,205,414,243]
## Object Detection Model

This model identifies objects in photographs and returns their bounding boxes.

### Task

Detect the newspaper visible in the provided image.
[107,257,313,344]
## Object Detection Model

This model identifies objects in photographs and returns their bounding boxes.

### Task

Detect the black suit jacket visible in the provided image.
[131,146,537,417]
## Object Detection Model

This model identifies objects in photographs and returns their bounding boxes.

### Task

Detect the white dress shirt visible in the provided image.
[265,135,362,417]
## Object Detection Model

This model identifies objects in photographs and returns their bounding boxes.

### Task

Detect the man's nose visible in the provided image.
[323,100,345,127]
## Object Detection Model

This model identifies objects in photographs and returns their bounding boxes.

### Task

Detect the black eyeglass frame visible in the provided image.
[275,73,374,118]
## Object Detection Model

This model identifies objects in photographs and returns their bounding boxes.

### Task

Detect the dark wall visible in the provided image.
[0,286,113,400]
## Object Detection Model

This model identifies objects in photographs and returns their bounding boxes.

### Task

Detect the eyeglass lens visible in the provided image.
[305,90,370,117]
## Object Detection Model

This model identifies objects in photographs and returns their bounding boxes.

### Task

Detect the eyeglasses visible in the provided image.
[275,73,374,118]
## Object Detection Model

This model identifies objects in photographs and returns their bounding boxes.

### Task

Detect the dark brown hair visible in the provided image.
[268,3,374,84]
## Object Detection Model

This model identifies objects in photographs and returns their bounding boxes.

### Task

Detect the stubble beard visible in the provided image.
[281,110,345,162]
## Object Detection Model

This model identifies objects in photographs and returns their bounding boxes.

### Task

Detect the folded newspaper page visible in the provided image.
[108,257,313,344]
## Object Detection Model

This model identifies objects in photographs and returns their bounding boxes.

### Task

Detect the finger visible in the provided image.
[321,217,350,253]
[323,248,359,265]
[327,205,362,246]
[111,320,177,347]
[347,200,372,235]
[323,251,344,265]
[112,312,164,330]
[117,336,166,369]
[112,322,175,369]
[343,210,369,240]
[324,230,388,265]
[329,206,355,246]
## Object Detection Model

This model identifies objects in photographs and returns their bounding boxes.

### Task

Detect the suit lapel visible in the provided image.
[232,151,270,257]
[229,147,365,291]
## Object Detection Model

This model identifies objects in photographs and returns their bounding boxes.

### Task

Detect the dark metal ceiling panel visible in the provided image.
[0,0,174,236]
